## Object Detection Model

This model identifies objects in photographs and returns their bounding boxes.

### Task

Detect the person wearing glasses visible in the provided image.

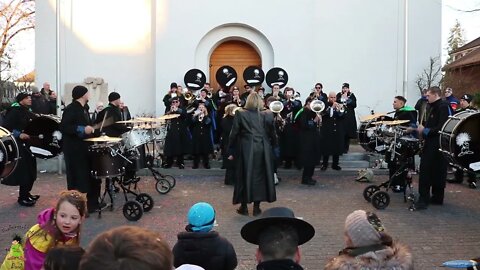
[311,82,327,103]
[162,96,191,169]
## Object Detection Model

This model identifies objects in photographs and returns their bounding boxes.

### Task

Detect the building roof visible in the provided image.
[444,47,480,70]
[453,37,480,54]
[15,70,35,82]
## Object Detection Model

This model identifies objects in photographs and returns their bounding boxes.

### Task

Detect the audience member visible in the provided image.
[172,202,237,270]
[79,226,172,270]
[43,246,85,270]
[241,207,315,270]
[324,210,413,269]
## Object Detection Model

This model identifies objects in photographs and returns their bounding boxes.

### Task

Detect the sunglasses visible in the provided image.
[315,87,321,89]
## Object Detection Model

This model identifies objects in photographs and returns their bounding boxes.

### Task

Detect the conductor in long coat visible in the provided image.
[227,93,277,217]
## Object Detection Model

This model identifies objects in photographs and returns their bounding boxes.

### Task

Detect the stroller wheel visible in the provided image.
[363,185,380,202]
[136,193,154,212]
[123,201,144,221]
[162,174,176,188]
[156,178,172,194]
[371,191,390,210]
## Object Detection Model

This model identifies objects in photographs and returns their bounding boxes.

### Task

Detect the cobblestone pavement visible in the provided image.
[0,171,479,269]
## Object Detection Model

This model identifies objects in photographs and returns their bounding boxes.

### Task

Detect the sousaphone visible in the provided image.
[266,67,288,88]
[243,66,265,87]
[184,69,206,91]
[215,65,237,88]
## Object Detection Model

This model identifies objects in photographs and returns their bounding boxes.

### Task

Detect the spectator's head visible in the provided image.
[241,207,315,264]
[245,92,265,111]
[426,86,442,104]
[96,102,104,112]
[460,94,473,109]
[79,226,172,270]
[53,190,87,239]
[43,246,85,270]
[393,96,407,110]
[445,87,453,97]
[49,90,57,100]
[15,92,32,106]
[43,82,51,91]
[186,202,215,232]
[344,210,392,248]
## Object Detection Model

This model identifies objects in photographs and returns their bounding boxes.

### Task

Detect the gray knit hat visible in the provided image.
[344,210,384,247]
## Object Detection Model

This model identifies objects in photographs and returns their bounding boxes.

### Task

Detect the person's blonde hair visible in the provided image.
[244,92,264,111]
[223,104,238,118]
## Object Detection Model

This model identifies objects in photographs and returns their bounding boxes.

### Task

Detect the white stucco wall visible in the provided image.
[36,0,441,119]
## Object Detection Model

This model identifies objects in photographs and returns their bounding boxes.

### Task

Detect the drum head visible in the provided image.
[24,116,62,159]
[215,66,237,88]
[243,66,265,87]
[451,112,480,171]
[266,67,288,88]
[184,69,206,91]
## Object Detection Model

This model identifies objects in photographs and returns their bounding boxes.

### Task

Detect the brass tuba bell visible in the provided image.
[269,100,284,113]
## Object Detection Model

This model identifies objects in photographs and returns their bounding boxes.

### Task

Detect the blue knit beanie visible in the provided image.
[187,202,215,232]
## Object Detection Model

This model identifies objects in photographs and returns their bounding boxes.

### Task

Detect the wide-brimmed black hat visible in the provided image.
[184,69,206,91]
[243,66,265,87]
[266,67,288,88]
[216,65,237,88]
[241,207,315,245]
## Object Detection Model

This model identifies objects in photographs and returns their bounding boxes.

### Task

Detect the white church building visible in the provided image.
[36,0,441,118]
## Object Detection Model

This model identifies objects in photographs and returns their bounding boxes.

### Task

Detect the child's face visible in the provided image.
[56,201,82,234]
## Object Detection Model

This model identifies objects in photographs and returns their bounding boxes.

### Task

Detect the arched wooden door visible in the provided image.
[209,40,261,93]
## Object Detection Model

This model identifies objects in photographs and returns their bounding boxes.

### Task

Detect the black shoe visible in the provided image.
[468,182,477,189]
[253,207,262,216]
[332,165,342,171]
[447,178,463,184]
[18,198,36,207]
[320,165,327,171]
[178,164,185,169]
[301,179,317,186]
[236,206,248,216]
[28,194,40,201]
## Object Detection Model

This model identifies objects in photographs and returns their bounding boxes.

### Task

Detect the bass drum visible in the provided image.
[89,143,125,179]
[24,115,62,159]
[439,110,480,171]
[358,116,392,153]
[0,127,19,179]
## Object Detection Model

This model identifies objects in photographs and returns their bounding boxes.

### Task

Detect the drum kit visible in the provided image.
[84,115,180,221]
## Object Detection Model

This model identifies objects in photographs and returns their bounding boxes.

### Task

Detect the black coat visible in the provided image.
[279,100,302,158]
[59,100,94,192]
[336,92,357,138]
[228,109,276,204]
[31,94,50,115]
[172,231,237,270]
[320,104,346,156]
[1,104,37,186]
[191,114,213,154]
[94,103,130,137]
[163,108,192,156]
[256,259,304,270]
[297,109,321,166]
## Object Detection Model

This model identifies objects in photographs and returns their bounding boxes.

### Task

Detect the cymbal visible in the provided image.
[84,135,122,143]
[157,114,180,120]
[133,124,162,129]
[116,119,144,124]
[373,120,410,125]
[360,113,386,122]
[136,117,161,122]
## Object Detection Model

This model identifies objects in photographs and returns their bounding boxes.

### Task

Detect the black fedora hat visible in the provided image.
[241,207,315,245]
[266,67,288,89]
[243,66,265,87]
[215,65,237,88]
[184,69,206,91]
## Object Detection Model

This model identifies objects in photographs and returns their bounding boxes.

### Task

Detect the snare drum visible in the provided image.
[121,129,153,151]
[396,136,421,159]
[24,115,62,159]
[89,142,125,178]
[439,110,480,171]
[0,127,19,179]
[358,116,392,152]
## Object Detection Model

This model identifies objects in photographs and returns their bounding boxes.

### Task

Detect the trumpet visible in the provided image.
[184,92,194,101]
[333,102,346,113]
[207,91,213,99]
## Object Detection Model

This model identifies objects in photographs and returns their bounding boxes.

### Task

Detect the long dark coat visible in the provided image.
[94,103,130,137]
[163,108,192,156]
[320,104,346,156]
[172,231,237,270]
[221,115,235,185]
[228,109,276,204]
[279,100,302,159]
[59,100,94,193]
[336,92,357,138]
[1,104,37,186]
[191,114,214,155]
[297,109,321,167]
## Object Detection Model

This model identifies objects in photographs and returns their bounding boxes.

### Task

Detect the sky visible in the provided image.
[6,0,480,79]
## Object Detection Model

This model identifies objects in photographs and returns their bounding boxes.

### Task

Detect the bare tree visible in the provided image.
[0,0,35,99]
[415,56,443,94]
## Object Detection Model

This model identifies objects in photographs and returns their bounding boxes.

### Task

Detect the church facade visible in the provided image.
[36,0,441,117]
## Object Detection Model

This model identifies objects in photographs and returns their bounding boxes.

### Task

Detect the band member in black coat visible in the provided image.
[279,87,302,169]
[2,93,39,206]
[321,92,346,171]
[221,104,238,185]
[163,82,182,114]
[264,84,285,101]
[336,83,357,153]
[162,96,191,169]
[60,85,101,212]
[447,94,478,189]
[191,102,213,169]
[228,93,277,216]
[409,86,452,210]
[94,92,130,137]
[297,97,322,185]
[311,82,328,103]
